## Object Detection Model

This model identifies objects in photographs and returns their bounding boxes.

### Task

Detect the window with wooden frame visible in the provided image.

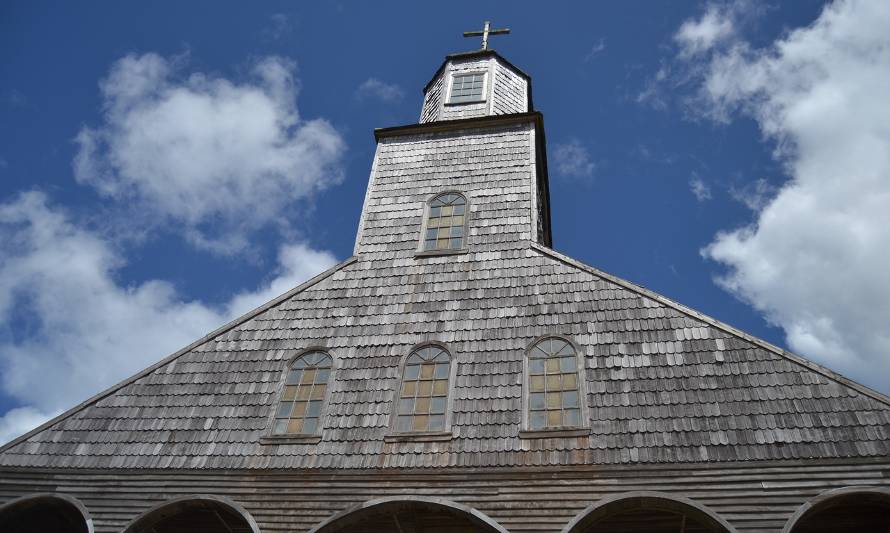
[448,72,486,103]
[421,192,467,252]
[395,345,452,433]
[271,351,332,436]
[526,337,583,430]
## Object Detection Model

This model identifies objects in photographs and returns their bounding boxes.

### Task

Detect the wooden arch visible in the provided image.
[307,495,510,533]
[781,486,890,533]
[122,494,261,533]
[0,492,94,533]
[561,491,738,533]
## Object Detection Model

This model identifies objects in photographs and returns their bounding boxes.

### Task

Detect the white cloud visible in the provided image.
[0,192,337,444]
[675,3,736,57]
[553,139,595,179]
[355,78,405,103]
[689,175,713,201]
[0,407,60,446]
[688,0,890,394]
[74,53,345,254]
[729,178,778,211]
[584,38,607,62]
[227,243,336,316]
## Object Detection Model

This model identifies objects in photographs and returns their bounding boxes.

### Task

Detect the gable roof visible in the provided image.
[1,243,887,470]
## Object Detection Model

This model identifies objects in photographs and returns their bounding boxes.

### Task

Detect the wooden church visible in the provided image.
[2,23,889,533]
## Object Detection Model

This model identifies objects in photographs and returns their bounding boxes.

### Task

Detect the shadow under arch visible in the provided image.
[307,495,510,533]
[781,486,890,533]
[0,492,94,533]
[561,491,738,533]
[122,494,260,533]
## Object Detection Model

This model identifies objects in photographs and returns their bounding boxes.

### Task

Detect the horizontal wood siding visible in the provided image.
[1,461,888,533]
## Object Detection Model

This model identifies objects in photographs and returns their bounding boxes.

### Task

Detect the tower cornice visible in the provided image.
[375,110,542,140]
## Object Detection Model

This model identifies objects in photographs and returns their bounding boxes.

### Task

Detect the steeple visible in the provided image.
[419,49,533,123]
[354,33,551,259]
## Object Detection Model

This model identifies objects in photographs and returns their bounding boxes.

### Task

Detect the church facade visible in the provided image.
[1,42,889,533]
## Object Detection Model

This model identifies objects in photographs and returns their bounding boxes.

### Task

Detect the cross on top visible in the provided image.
[463,21,510,50]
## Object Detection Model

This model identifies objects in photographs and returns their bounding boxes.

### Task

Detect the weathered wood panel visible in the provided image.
[1,460,888,532]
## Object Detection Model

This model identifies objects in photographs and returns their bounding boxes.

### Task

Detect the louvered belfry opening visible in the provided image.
[0,495,89,533]
[789,492,890,533]
[315,499,502,533]
[124,498,254,533]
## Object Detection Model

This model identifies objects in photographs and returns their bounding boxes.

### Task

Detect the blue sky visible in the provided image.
[3,0,890,442]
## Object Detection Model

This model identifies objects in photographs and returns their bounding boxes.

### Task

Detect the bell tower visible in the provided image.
[353,26,552,260]
[420,49,531,123]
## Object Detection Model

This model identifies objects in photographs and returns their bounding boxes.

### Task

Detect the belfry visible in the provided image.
[1,25,889,533]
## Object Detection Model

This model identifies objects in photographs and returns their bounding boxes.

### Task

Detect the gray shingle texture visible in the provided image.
[1,102,887,473]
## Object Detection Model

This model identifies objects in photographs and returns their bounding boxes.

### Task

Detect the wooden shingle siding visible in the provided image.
[492,62,527,116]
[420,74,444,123]
[1,460,888,532]
[441,58,491,121]
[421,54,529,124]
[0,47,887,532]
[2,241,887,470]
[355,122,536,257]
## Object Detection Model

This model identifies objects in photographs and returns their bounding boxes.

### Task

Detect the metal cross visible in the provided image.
[463,21,510,50]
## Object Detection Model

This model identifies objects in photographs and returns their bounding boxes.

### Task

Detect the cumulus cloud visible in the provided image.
[675,4,736,56]
[689,175,713,201]
[74,53,345,254]
[355,78,405,103]
[683,0,890,393]
[729,178,778,211]
[0,192,337,444]
[553,139,595,179]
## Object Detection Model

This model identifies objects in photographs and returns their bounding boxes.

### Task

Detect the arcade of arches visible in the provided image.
[0,494,90,533]
[785,490,890,533]
[122,497,257,533]
[1,489,889,532]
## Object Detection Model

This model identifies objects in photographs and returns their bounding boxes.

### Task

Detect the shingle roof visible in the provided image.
[1,242,888,470]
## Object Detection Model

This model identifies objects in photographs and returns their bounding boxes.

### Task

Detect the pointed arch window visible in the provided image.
[395,345,452,433]
[421,192,467,252]
[526,337,583,430]
[272,351,332,435]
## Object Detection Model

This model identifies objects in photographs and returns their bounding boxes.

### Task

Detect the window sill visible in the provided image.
[259,434,322,445]
[384,431,453,443]
[445,99,486,106]
[519,428,590,439]
[414,248,469,258]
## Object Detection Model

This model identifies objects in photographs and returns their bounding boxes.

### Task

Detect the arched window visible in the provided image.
[395,345,452,433]
[526,337,583,430]
[422,193,467,252]
[272,351,332,435]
